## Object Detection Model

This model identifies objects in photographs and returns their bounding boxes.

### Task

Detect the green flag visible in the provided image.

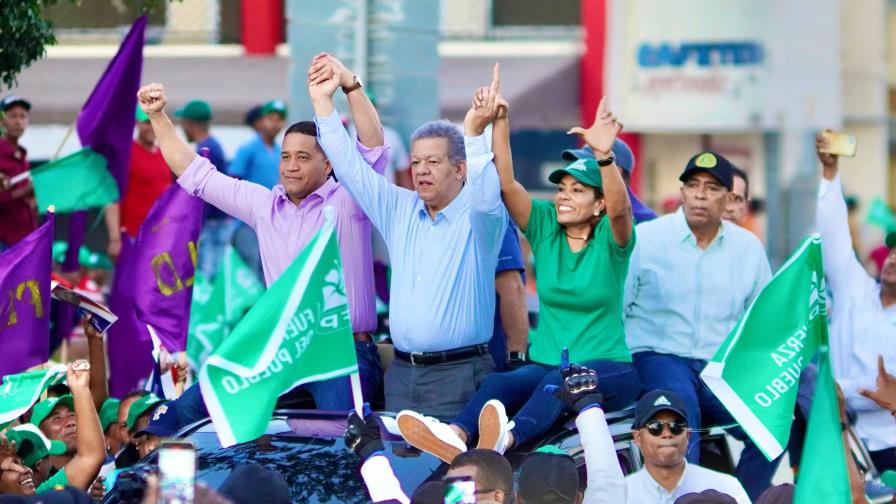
[198,222,358,447]
[31,147,120,213]
[793,349,851,502]
[0,365,67,429]
[187,248,265,368]
[701,235,827,459]
[866,197,896,233]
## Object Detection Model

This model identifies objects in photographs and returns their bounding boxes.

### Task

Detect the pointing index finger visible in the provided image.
[492,62,500,91]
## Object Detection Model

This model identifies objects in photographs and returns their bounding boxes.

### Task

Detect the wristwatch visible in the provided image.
[342,75,363,94]
[508,351,528,363]
[596,154,616,167]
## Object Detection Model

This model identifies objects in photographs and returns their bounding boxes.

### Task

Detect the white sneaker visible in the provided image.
[396,410,467,464]
[476,400,515,454]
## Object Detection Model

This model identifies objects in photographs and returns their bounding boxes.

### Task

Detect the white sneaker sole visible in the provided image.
[397,414,464,464]
[476,401,505,451]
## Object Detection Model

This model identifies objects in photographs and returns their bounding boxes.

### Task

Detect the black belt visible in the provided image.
[394,344,489,367]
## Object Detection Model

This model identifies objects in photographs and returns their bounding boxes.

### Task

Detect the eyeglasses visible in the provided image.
[644,420,688,436]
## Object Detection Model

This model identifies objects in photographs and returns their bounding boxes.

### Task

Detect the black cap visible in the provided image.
[243,104,264,127]
[632,389,689,428]
[518,451,578,503]
[675,490,737,504]
[755,484,795,504]
[218,464,291,504]
[1,95,31,112]
[679,151,735,191]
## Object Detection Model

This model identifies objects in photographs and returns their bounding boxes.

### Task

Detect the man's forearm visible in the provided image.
[147,111,197,177]
[68,385,105,488]
[87,338,108,410]
[496,271,529,353]
[311,96,336,118]
[346,89,384,148]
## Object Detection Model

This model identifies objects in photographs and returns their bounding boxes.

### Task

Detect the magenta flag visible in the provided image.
[0,215,54,376]
[131,185,203,352]
[107,234,154,398]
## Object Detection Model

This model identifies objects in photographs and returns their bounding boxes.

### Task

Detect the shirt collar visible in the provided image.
[272,177,339,206]
[674,207,726,246]
[414,185,470,223]
[0,138,24,157]
[646,462,689,496]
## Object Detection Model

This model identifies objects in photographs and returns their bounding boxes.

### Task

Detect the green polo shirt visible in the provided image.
[36,467,68,493]
[524,199,634,365]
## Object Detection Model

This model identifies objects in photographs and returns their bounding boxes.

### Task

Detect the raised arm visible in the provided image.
[65,361,106,490]
[137,83,198,177]
[309,58,407,240]
[491,85,533,231]
[82,317,108,410]
[308,53,384,149]
[568,97,632,247]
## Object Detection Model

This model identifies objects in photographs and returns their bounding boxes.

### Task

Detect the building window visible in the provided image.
[492,0,581,27]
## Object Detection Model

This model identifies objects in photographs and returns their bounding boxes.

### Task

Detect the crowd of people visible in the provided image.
[1,52,896,503]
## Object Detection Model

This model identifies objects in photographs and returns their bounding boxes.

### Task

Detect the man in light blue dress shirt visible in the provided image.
[624,151,773,498]
[309,60,508,419]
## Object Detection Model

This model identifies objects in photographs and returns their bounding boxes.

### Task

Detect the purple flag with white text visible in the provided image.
[0,215,54,376]
[132,185,203,352]
[107,234,154,398]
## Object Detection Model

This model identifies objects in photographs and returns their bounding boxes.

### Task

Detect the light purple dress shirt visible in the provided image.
[176,141,387,334]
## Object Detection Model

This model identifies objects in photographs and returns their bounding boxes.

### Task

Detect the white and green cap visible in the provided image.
[8,424,66,467]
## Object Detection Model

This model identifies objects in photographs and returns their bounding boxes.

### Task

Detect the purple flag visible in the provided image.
[132,185,203,353]
[107,234,154,398]
[76,15,146,193]
[0,215,54,376]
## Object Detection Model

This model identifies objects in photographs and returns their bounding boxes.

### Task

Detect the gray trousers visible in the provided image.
[384,354,495,421]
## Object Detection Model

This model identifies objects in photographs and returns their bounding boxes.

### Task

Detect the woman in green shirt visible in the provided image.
[397,75,640,463]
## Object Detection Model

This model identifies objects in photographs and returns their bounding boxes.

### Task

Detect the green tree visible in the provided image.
[0,0,173,90]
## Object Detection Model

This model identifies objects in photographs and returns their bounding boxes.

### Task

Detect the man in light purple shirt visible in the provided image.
[135,60,386,409]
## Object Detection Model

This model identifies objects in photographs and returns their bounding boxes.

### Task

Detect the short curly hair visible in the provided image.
[410,120,465,166]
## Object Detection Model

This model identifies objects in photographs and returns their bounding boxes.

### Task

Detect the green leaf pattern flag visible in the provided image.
[0,365,67,430]
[187,247,265,368]
[199,222,358,447]
[701,235,827,460]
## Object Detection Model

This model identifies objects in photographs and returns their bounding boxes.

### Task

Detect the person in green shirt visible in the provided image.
[397,69,640,464]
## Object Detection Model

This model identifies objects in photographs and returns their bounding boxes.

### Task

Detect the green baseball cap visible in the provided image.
[175,99,212,122]
[99,397,121,432]
[30,394,75,428]
[8,424,66,467]
[126,394,165,431]
[135,105,149,123]
[548,158,603,189]
[260,99,287,118]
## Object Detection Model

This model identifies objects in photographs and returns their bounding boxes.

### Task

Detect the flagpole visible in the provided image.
[52,122,76,161]
[350,372,364,416]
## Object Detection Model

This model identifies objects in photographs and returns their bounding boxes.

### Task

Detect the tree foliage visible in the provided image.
[0,0,173,91]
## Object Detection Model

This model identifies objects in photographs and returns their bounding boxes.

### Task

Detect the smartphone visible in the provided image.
[444,476,476,504]
[820,131,857,157]
[157,440,196,504]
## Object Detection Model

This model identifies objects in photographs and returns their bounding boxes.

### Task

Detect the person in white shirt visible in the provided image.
[815,131,896,472]
[624,152,773,498]
[626,390,751,504]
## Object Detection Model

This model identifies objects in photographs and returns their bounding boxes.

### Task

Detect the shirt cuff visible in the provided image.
[464,133,490,158]
[176,155,212,196]
[357,137,389,168]
[314,109,344,137]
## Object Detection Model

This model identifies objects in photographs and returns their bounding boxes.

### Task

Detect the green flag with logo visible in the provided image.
[198,222,358,447]
[0,365,67,429]
[701,235,827,459]
[187,248,264,368]
[793,348,851,502]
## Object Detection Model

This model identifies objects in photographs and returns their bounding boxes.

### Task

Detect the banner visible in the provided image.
[0,365,67,429]
[199,222,357,447]
[701,235,827,459]
[0,215,54,376]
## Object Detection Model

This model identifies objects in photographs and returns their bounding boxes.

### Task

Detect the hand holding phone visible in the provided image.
[158,440,196,504]
[819,131,857,157]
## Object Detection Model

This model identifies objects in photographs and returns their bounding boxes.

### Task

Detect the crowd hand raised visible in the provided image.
[544,350,603,413]
[82,315,102,340]
[136,83,167,115]
[815,129,838,168]
[464,63,502,136]
[859,355,896,413]
[345,405,384,461]
[308,53,354,89]
[67,359,91,390]
[0,434,16,460]
[307,55,341,101]
[89,476,107,500]
[567,96,622,158]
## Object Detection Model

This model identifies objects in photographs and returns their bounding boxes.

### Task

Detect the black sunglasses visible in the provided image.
[644,420,688,436]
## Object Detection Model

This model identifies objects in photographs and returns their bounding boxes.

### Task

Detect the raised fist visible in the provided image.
[136,82,167,115]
